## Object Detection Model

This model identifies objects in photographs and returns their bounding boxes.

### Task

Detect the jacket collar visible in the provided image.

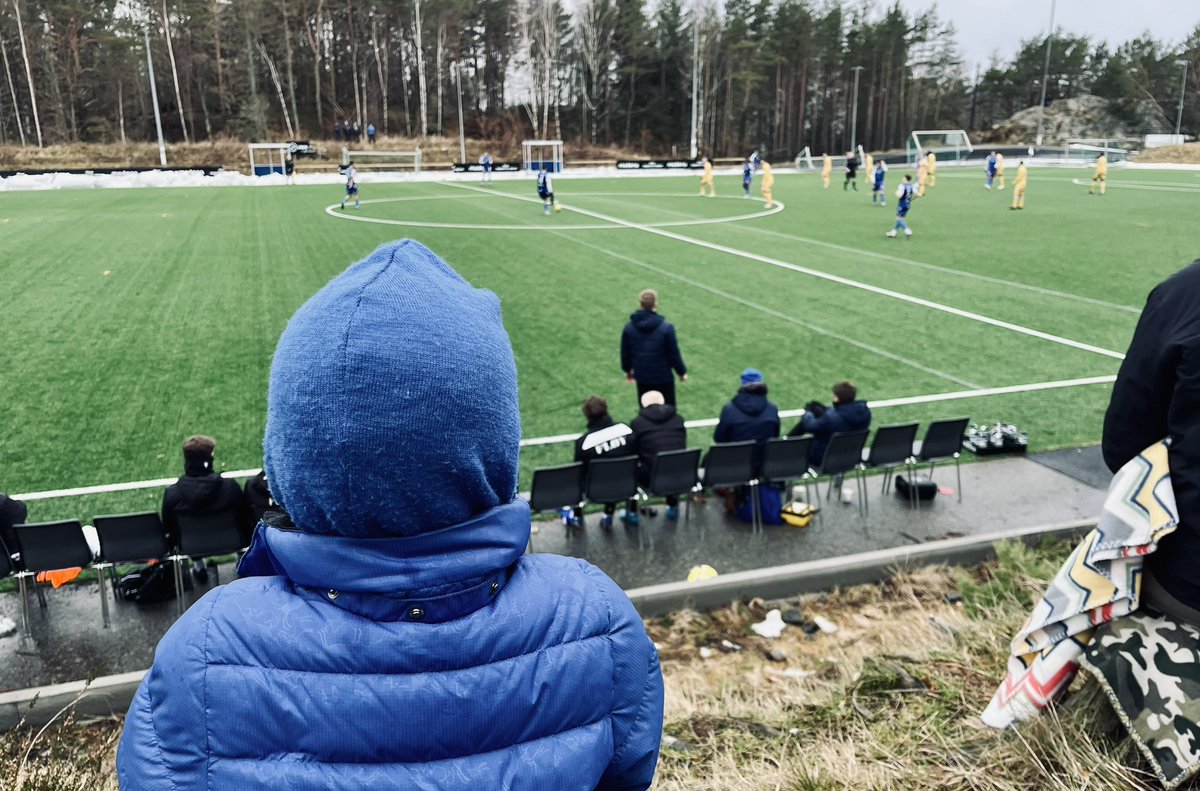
[237,498,530,622]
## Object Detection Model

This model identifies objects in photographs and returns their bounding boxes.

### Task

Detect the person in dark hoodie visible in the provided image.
[243,470,277,524]
[621,289,687,407]
[713,368,780,471]
[1103,259,1200,615]
[161,435,254,581]
[789,381,872,465]
[574,395,636,527]
[630,390,688,519]
[0,491,28,559]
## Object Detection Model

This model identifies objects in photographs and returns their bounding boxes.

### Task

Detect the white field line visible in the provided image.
[13,375,1117,503]
[446,182,1127,361]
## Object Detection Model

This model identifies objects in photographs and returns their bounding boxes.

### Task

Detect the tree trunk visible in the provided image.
[370,15,387,133]
[11,0,42,147]
[244,20,265,138]
[0,34,26,146]
[280,0,300,135]
[413,0,427,137]
[117,79,126,143]
[212,0,226,113]
[257,40,296,137]
[160,1,189,141]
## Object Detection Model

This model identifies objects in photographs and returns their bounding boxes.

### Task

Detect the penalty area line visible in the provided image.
[443,182,1126,362]
[13,375,1117,502]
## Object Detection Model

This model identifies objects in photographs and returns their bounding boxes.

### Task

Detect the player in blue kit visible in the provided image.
[871,160,887,206]
[985,151,998,190]
[340,161,360,209]
[537,167,560,215]
[480,152,494,185]
[886,174,915,239]
[742,158,753,198]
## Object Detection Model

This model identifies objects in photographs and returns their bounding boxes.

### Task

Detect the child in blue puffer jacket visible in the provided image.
[116,240,665,790]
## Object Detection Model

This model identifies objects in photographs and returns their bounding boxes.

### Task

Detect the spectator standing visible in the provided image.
[161,435,253,582]
[366,123,377,144]
[0,491,28,559]
[713,368,780,470]
[630,390,687,519]
[118,240,664,790]
[574,395,636,528]
[333,120,343,141]
[1103,259,1200,614]
[789,381,872,465]
[621,289,688,407]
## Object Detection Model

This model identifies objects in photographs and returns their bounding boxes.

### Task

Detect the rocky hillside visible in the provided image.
[988,94,1171,146]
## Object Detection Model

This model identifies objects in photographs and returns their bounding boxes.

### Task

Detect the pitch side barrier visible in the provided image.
[0,165,223,178]
[616,159,703,171]
[451,162,522,174]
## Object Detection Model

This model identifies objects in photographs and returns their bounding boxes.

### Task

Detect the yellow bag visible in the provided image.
[781,501,818,528]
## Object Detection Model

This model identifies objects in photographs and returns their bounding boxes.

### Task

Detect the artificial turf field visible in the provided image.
[2,164,1198,521]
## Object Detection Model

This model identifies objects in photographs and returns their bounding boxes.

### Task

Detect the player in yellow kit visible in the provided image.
[1090,153,1108,195]
[925,151,937,187]
[1011,160,1028,209]
[761,161,775,208]
[821,154,832,188]
[865,152,874,181]
[699,156,715,197]
[915,159,928,197]
[995,154,1006,189]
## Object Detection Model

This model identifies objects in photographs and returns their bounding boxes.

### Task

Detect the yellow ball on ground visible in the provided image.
[554,204,563,213]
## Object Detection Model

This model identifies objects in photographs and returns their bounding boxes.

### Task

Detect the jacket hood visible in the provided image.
[173,474,228,511]
[264,240,520,540]
[639,404,677,424]
[585,415,616,433]
[629,310,665,333]
[838,400,871,424]
[732,389,770,417]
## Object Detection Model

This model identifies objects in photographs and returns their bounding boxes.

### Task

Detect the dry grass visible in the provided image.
[1130,142,1200,164]
[1,541,1188,789]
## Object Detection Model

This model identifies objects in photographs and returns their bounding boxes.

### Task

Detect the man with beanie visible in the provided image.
[118,240,664,790]
[0,491,28,559]
[621,289,687,407]
[714,368,781,471]
[160,435,254,582]
[574,395,636,528]
[789,381,872,465]
[630,390,688,520]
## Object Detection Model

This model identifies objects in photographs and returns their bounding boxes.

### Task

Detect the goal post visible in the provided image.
[1065,139,1130,163]
[794,146,814,170]
[908,130,973,165]
[248,143,290,176]
[341,147,422,173]
[522,139,563,173]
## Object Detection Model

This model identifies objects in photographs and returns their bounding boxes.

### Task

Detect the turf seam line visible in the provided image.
[443,181,1127,362]
[12,375,1116,502]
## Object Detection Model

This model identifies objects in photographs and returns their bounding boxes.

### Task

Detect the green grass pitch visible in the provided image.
[2,165,1197,521]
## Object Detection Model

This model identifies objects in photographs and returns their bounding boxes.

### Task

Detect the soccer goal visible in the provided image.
[794,146,815,170]
[1066,139,1130,164]
[341,147,422,173]
[522,139,563,173]
[907,130,973,165]
[248,143,290,176]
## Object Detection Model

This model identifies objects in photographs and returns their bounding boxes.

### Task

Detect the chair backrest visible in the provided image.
[585,455,639,504]
[760,436,813,481]
[918,417,971,462]
[867,423,919,468]
[529,463,584,513]
[94,512,169,565]
[13,520,94,573]
[176,510,245,557]
[648,448,701,497]
[0,539,12,578]
[817,429,870,476]
[702,441,757,488]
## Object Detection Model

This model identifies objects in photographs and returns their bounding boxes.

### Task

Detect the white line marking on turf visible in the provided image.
[12,375,1116,502]
[1068,178,1200,193]
[446,181,1127,361]
[323,192,784,231]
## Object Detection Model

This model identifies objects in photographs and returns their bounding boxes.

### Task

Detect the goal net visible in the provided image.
[522,139,563,173]
[1065,139,1130,164]
[907,130,973,165]
[248,143,289,176]
[793,146,814,170]
[341,147,422,173]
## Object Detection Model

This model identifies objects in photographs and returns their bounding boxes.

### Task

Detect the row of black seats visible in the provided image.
[527,417,969,533]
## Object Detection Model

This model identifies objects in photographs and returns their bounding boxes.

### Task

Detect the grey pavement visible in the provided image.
[0,452,1108,693]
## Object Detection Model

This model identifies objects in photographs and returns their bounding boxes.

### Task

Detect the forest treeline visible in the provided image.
[0,0,1197,157]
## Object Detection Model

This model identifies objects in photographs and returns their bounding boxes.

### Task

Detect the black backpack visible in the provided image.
[117,560,190,604]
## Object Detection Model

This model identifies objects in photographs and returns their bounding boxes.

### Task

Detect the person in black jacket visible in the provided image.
[0,492,28,560]
[574,396,636,528]
[844,151,860,191]
[789,381,872,465]
[243,470,277,525]
[1103,259,1200,614]
[162,435,254,581]
[621,289,687,407]
[630,390,688,519]
[713,369,780,471]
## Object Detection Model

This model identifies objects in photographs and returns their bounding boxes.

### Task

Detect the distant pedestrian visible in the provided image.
[621,289,687,407]
[367,123,377,145]
[333,120,343,142]
[284,154,295,185]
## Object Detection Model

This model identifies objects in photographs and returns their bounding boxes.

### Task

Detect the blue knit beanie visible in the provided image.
[740,368,764,387]
[263,240,520,538]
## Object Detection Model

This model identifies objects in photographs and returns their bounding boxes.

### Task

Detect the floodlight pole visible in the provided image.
[1176,59,1190,138]
[689,7,700,159]
[1035,0,1056,147]
[455,63,466,163]
[144,24,168,167]
[850,66,864,153]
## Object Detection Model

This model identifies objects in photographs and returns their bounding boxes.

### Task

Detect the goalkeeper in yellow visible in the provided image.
[1090,153,1108,195]
[925,151,937,187]
[995,154,1006,189]
[821,153,832,188]
[761,161,775,208]
[1010,160,1028,210]
[699,156,715,197]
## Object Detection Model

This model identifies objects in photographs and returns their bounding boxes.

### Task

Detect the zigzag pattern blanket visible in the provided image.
[982,440,1179,728]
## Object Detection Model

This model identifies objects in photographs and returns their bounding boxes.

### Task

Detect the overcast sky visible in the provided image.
[900,0,1200,71]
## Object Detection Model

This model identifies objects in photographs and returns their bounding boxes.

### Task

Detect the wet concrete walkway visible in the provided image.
[0,453,1107,692]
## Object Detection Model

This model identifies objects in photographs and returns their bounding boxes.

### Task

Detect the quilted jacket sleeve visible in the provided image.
[591,570,665,791]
